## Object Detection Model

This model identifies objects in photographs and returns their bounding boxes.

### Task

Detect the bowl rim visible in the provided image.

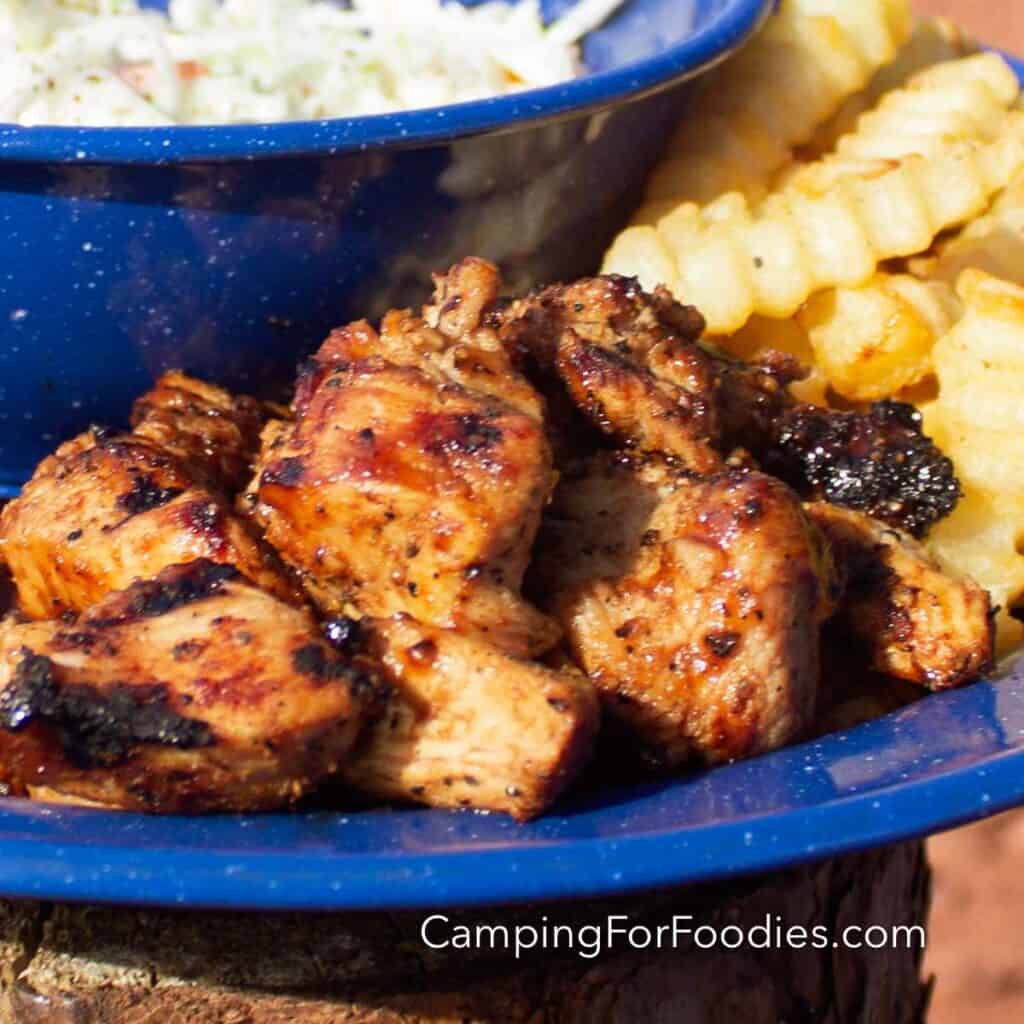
[0,0,772,165]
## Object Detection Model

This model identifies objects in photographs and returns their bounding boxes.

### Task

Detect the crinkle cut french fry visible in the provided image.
[916,171,1024,288]
[800,53,1017,173]
[931,270,1024,452]
[923,269,1024,653]
[603,226,678,298]
[641,0,912,206]
[771,53,1018,401]
[797,273,961,401]
[605,119,1024,334]
[804,16,978,159]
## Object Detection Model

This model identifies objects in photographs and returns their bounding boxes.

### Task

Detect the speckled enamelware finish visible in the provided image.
[2,21,1022,915]
[0,0,771,493]
[0,663,1023,910]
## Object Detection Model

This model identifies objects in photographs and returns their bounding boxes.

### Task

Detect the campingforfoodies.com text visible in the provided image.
[419,914,926,960]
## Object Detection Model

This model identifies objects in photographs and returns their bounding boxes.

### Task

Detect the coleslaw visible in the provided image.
[0,0,625,127]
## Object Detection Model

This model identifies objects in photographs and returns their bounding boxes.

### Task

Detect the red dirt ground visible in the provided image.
[926,814,1024,1023]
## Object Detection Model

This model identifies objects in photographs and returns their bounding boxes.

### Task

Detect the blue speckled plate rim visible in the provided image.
[0,0,772,163]
[0,671,1023,910]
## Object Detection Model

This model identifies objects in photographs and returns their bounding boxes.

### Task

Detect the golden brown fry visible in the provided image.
[606,53,1024,335]
[914,171,1024,288]
[784,51,1015,179]
[803,15,977,159]
[928,270,1024,495]
[797,272,960,401]
[642,0,912,205]
[728,54,1014,402]
[920,269,1024,653]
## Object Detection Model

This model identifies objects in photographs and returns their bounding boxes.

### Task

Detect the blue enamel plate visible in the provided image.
[1,659,1023,910]
[0,23,1022,911]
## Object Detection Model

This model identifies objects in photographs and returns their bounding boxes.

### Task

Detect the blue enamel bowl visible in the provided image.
[0,0,771,495]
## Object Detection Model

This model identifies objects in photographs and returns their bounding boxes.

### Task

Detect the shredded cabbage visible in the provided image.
[0,0,624,126]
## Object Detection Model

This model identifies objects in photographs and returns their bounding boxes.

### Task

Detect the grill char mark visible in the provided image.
[765,400,960,538]
[0,650,214,770]
[86,561,241,629]
[117,473,185,516]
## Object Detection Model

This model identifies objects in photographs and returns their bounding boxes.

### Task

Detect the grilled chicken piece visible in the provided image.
[420,257,548,420]
[502,275,959,535]
[341,614,599,820]
[248,260,559,658]
[297,258,545,425]
[807,503,994,690]
[0,431,299,621]
[0,370,298,620]
[530,453,837,766]
[130,370,268,494]
[0,561,380,812]
[503,275,719,472]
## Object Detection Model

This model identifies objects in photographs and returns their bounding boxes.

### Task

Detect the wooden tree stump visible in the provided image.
[0,841,930,1023]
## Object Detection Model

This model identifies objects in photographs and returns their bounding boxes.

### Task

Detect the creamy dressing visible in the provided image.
[0,0,624,126]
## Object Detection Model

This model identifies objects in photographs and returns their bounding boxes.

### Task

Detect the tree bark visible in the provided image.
[0,841,930,1024]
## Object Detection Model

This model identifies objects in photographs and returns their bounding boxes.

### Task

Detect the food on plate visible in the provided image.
[807,503,993,690]
[245,259,559,659]
[0,1,1018,819]
[502,274,959,535]
[0,373,300,621]
[1,0,624,127]
[605,6,1024,657]
[0,561,381,812]
[0,255,993,817]
[640,0,912,206]
[342,614,599,819]
[605,56,1024,334]
[531,453,837,767]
